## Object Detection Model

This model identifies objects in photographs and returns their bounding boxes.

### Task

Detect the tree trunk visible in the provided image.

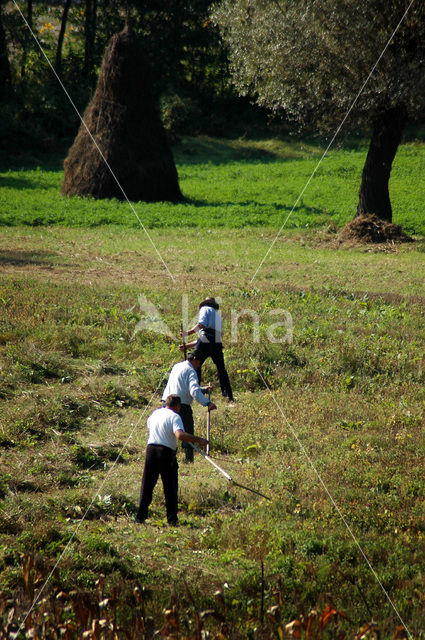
[0,0,11,98]
[356,104,407,222]
[27,0,33,28]
[84,0,97,84]
[55,0,72,77]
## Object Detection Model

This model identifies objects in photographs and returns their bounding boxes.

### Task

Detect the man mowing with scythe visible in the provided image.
[135,394,209,526]
[180,297,234,402]
[162,351,217,463]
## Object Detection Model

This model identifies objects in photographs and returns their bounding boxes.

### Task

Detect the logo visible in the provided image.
[129,294,293,345]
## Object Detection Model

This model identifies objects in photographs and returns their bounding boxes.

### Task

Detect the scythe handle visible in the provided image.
[206,385,211,455]
[191,444,232,481]
[181,322,187,360]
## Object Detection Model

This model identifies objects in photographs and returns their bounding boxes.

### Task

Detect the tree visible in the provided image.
[55,0,72,76]
[130,1,230,101]
[0,0,11,99]
[212,0,425,223]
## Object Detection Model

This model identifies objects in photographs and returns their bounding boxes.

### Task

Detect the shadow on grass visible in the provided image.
[0,174,60,190]
[0,149,67,172]
[0,250,68,266]
[174,136,323,166]
[185,197,328,217]
[173,133,378,166]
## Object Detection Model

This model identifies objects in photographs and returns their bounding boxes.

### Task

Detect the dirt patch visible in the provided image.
[340,214,413,244]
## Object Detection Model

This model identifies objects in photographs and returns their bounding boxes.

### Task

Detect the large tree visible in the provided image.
[212,0,425,223]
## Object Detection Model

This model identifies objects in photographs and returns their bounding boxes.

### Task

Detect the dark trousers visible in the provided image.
[136,444,178,524]
[195,340,233,401]
[179,403,194,462]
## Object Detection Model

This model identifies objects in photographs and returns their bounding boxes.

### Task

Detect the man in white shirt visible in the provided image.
[162,352,217,463]
[180,297,234,402]
[135,394,209,525]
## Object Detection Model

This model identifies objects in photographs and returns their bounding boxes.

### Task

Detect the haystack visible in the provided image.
[340,214,413,244]
[62,26,182,202]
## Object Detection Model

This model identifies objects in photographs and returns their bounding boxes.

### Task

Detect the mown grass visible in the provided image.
[1,134,425,234]
[0,216,425,637]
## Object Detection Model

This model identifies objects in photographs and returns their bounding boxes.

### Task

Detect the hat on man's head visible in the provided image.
[187,351,202,361]
[199,296,219,310]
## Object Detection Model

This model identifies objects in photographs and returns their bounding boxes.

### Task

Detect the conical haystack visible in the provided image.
[62,26,182,202]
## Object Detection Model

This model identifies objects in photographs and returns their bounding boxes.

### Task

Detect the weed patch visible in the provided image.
[71,444,128,470]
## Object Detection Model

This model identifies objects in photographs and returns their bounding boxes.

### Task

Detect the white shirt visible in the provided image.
[162,361,209,406]
[198,306,222,343]
[147,407,184,450]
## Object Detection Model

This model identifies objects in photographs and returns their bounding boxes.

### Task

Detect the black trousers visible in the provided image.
[179,403,194,462]
[195,340,233,401]
[136,444,178,524]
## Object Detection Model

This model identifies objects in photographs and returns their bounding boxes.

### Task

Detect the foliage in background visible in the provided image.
[212,0,425,130]
[0,0,264,152]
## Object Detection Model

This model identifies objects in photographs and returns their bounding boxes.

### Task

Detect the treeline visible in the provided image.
[0,0,265,153]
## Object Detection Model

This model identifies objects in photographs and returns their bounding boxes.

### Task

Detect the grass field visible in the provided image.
[0,136,425,638]
[1,135,425,235]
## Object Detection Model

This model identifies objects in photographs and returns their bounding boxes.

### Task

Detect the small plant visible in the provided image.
[71,444,127,470]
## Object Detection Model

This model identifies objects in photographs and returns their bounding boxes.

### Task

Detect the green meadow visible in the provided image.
[0,136,425,637]
[1,135,425,234]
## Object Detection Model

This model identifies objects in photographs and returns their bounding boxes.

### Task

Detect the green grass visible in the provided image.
[1,135,425,234]
[0,218,425,636]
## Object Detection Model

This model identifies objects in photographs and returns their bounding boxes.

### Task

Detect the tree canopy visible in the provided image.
[212,0,425,132]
